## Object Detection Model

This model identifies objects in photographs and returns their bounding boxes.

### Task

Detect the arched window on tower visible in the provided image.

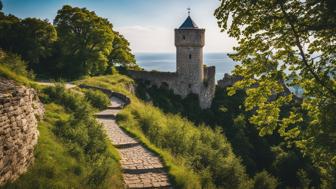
[182,35,186,40]
[189,54,192,59]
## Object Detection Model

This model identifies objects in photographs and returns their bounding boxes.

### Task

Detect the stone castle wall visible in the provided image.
[0,78,44,186]
[128,65,216,109]
[199,66,216,109]
[127,20,215,109]
[217,73,243,88]
[128,70,177,88]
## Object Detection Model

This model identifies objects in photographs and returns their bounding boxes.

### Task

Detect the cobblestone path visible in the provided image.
[96,97,172,189]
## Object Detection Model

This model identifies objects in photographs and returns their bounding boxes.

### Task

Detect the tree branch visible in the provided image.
[279,3,336,98]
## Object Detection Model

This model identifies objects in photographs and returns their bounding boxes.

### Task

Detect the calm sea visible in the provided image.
[135,53,238,82]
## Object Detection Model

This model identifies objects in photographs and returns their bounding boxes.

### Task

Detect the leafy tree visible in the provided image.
[253,171,278,189]
[54,5,115,78]
[215,0,336,185]
[108,32,136,69]
[17,18,57,69]
[0,12,21,51]
[0,50,31,78]
[0,14,57,71]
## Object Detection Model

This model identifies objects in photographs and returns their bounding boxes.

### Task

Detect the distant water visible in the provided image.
[135,53,238,81]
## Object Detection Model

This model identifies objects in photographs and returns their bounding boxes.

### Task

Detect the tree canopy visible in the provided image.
[108,32,136,68]
[215,0,336,186]
[0,3,136,79]
[0,14,57,70]
[54,5,115,78]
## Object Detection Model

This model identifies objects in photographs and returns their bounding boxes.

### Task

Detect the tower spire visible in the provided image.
[187,7,191,16]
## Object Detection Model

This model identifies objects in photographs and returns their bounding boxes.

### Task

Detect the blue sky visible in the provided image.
[2,0,236,53]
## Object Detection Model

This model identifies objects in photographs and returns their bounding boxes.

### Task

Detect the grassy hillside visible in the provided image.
[0,64,123,189]
[3,102,123,189]
[77,73,253,189]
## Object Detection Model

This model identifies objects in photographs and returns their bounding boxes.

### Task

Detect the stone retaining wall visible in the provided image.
[0,78,44,186]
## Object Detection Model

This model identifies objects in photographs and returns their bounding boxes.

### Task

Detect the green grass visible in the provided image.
[77,73,252,189]
[84,89,111,110]
[74,73,134,96]
[1,86,124,189]
[0,64,32,86]
[2,103,122,189]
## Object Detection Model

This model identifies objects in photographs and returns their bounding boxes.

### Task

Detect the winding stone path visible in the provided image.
[96,97,172,189]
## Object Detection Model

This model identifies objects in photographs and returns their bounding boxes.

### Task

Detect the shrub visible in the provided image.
[118,102,251,189]
[40,85,122,188]
[253,171,278,189]
[84,89,110,110]
[78,74,252,189]
[0,50,34,79]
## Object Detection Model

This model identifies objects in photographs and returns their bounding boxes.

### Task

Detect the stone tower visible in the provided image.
[128,12,216,109]
[175,15,205,96]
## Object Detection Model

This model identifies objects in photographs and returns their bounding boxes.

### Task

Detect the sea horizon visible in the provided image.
[134,52,238,82]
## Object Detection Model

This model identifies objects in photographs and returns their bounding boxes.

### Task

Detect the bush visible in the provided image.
[0,50,34,79]
[84,89,110,110]
[253,171,278,189]
[118,102,251,189]
[78,74,252,189]
[39,85,122,188]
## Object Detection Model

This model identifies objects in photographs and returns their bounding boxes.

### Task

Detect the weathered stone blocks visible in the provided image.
[0,78,44,186]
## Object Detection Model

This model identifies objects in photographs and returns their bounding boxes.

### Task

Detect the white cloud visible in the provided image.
[115,25,174,53]
[115,25,237,53]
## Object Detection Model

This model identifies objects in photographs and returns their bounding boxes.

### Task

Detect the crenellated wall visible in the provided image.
[0,78,44,186]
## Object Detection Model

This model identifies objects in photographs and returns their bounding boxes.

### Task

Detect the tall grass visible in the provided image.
[0,64,32,86]
[2,85,123,189]
[118,101,251,189]
[78,73,252,189]
[0,50,34,85]
[84,89,111,110]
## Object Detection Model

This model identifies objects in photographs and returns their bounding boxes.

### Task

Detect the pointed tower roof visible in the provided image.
[179,16,199,29]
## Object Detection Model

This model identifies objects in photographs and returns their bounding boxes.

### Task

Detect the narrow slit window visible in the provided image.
[182,35,186,40]
[189,54,192,59]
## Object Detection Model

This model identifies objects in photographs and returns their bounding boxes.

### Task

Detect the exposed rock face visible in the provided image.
[0,78,44,186]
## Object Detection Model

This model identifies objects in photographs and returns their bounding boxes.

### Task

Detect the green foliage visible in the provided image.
[0,2,136,79]
[19,85,121,188]
[215,0,336,185]
[2,102,123,189]
[252,171,278,189]
[84,89,110,110]
[136,83,322,188]
[78,74,252,188]
[54,5,114,78]
[0,13,57,70]
[0,50,33,78]
[75,72,135,96]
[108,32,137,69]
[0,50,33,85]
[135,83,204,122]
[117,100,251,189]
